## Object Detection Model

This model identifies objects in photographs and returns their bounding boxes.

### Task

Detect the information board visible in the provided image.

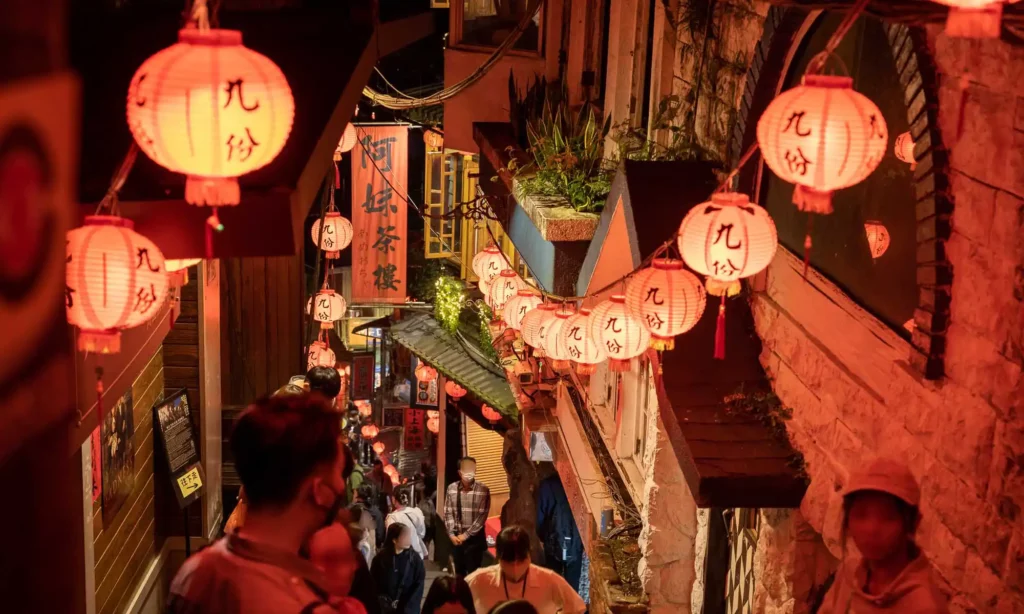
[153,389,205,509]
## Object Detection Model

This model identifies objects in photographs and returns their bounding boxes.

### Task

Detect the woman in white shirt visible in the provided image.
[386,491,428,559]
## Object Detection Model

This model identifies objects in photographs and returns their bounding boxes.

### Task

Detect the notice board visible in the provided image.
[153,389,205,508]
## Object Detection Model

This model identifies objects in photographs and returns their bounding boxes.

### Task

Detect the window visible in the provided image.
[588,360,618,434]
[425,152,471,260]
[758,14,917,336]
[616,356,655,470]
[453,0,544,54]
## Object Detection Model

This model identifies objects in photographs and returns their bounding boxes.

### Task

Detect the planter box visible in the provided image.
[513,179,602,242]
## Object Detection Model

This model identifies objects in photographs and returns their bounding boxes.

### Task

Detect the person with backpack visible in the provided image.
[370,523,425,614]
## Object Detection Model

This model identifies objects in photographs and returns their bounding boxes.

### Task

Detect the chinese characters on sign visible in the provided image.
[351,126,408,303]
[351,353,375,400]
[405,407,426,452]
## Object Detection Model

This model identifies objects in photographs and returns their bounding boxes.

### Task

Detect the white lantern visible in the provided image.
[559,309,607,375]
[521,303,558,356]
[541,307,577,370]
[677,192,778,286]
[504,290,544,332]
[472,245,505,285]
[307,340,336,370]
[589,295,651,371]
[307,289,347,329]
[487,269,527,314]
[311,211,353,258]
[624,259,706,351]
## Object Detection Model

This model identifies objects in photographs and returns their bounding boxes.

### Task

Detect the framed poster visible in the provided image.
[404,408,426,451]
[351,352,375,400]
[101,388,135,524]
[153,389,205,509]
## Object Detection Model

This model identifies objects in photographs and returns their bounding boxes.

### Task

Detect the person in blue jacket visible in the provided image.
[535,474,583,594]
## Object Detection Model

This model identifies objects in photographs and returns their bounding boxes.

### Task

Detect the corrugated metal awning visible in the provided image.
[389,313,518,419]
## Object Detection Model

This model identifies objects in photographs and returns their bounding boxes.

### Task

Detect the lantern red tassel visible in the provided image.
[714,298,726,361]
[575,363,597,376]
[551,359,570,370]
[609,359,632,372]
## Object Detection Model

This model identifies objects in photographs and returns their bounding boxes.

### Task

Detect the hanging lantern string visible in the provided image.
[189,0,211,31]
[805,0,872,76]
[94,142,139,216]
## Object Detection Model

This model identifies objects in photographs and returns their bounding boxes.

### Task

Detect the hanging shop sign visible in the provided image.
[153,389,206,509]
[351,352,375,400]
[351,126,408,303]
[410,356,439,409]
[404,407,426,452]
[383,406,405,428]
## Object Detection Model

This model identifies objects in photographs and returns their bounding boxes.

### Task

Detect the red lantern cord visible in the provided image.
[803,215,814,279]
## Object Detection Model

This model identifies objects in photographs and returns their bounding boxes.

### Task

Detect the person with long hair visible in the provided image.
[350,503,378,566]
[386,491,427,559]
[421,576,476,614]
[370,523,425,614]
[819,457,948,613]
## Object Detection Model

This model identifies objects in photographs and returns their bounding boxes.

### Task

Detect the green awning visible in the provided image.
[390,313,518,419]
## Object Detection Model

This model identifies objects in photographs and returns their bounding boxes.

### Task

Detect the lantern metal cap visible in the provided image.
[178,28,243,46]
[499,269,517,278]
[710,192,752,207]
[801,74,853,89]
[83,215,133,229]
[651,258,684,270]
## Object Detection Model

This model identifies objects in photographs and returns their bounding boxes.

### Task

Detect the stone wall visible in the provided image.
[746,25,1024,614]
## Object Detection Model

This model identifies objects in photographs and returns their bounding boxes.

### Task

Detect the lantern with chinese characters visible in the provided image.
[307,289,347,329]
[311,212,353,259]
[487,269,527,314]
[481,405,501,423]
[932,0,1019,38]
[445,380,467,399]
[361,424,379,440]
[894,131,916,170]
[756,75,887,215]
[559,309,607,375]
[625,259,705,352]
[678,192,778,287]
[424,130,444,151]
[372,441,385,455]
[541,307,577,370]
[472,245,505,285]
[589,295,651,371]
[127,29,294,206]
[864,221,891,259]
[335,124,357,159]
[66,216,169,354]
[307,340,336,370]
[415,363,437,383]
[521,303,558,356]
[503,290,543,332]
[427,416,440,434]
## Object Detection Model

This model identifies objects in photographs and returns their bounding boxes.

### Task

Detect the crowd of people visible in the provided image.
[166,365,948,613]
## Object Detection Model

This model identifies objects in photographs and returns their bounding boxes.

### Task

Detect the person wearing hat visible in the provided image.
[819,457,948,613]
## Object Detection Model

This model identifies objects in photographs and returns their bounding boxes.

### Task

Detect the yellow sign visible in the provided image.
[176,466,203,498]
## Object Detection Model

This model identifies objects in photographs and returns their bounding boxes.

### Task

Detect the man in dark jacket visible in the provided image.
[536,474,584,593]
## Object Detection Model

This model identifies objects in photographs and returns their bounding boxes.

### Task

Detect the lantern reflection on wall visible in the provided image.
[559,309,607,375]
[521,303,558,357]
[307,340,336,370]
[624,259,705,351]
[311,211,353,259]
[932,0,1018,38]
[307,289,347,329]
[589,295,650,371]
[503,290,543,332]
[757,75,887,215]
[864,221,891,259]
[894,131,916,170]
[66,216,169,354]
[127,29,294,206]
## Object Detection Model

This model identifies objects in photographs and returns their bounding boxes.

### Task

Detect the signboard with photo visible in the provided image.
[102,388,135,524]
[152,389,205,509]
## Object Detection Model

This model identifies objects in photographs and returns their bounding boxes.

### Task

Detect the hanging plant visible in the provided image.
[434,275,465,334]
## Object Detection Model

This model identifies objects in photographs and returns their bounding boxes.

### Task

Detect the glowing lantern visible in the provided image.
[356,400,373,418]
[472,245,505,285]
[503,290,544,332]
[361,424,379,440]
[481,405,501,423]
[894,131,916,170]
[424,130,444,150]
[66,216,169,354]
[678,192,778,286]
[415,363,438,383]
[932,0,1019,38]
[307,340,336,371]
[445,380,467,399]
[487,269,527,313]
[625,259,705,352]
[559,309,607,375]
[756,75,887,215]
[541,307,577,370]
[336,124,357,159]
[127,29,294,206]
[427,410,440,420]
[521,303,558,356]
[166,258,202,273]
[427,417,440,433]
[864,221,891,259]
[311,211,353,259]
[307,289,347,329]
[589,295,651,372]
[372,441,385,455]
[383,464,398,478]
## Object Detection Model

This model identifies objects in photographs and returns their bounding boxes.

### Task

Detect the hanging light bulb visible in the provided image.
[624,259,705,352]
[559,309,607,376]
[589,295,651,372]
[864,221,891,259]
[311,211,354,259]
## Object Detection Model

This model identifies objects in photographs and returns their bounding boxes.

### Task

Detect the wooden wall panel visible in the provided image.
[91,348,163,614]
[220,255,304,407]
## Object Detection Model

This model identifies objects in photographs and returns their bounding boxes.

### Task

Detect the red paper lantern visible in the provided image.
[677,192,778,286]
[560,309,607,375]
[336,124,357,158]
[756,75,887,214]
[426,410,440,420]
[503,290,543,332]
[864,221,891,259]
[625,259,705,352]
[445,380,467,399]
[894,131,916,170]
[487,269,527,313]
[372,441,385,455]
[472,245,505,285]
[389,473,401,486]
[355,400,373,418]
[383,464,398,478]
[415,363,438,383]
[541,307,577,370]
[307,289,347,329]
[361,424,379,440]
[307,340,336,370]
[521,303,558,356]
[66,216,169,354]
[933,0,1018,38]
[481,404,501,423]
[311,211,353,258]
[127,29,294,206]
[589,295,650,372]
[427,417,440,434]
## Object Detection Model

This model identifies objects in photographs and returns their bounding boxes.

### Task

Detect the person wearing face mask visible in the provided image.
[166,393,359,613]
[370,523,426,614]
[443,456,491,576]
[467,526,585,614]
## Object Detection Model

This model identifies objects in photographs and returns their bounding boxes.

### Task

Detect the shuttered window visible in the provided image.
[465,415,509,500]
